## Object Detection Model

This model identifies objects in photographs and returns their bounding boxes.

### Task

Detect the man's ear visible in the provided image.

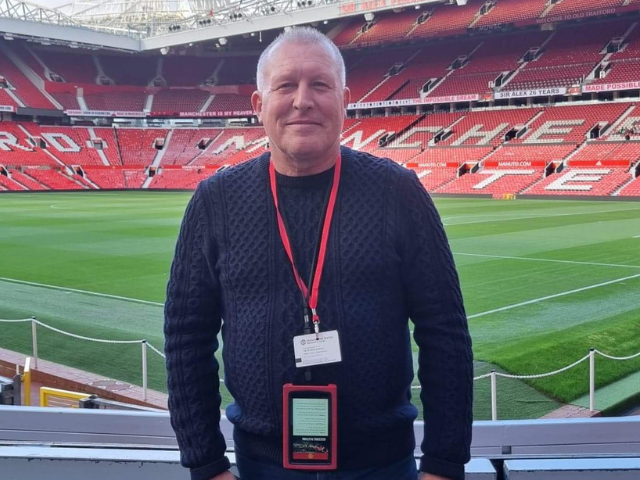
[342,87,351,117]
[251,90,263,123]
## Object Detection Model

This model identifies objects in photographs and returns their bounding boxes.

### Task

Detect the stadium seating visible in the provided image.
[436,167,545,195]
[84,92,147,112]
[412,0,484,39]
[115,129,169,166]
[83,169,126,189]
[411,167,460,192]
[440,108,540,146]
[148,169,208,189]
[18,124,105,166]
[412,146,494,164]
[8,170,49,189]
[505,21,630,91]
[610,25,640,61]
[0,122,60,166]
[379,40,478,102]
[205,94,252,113]
[546,0,625,18]
[0,88,19,108]
[0,173,25,190]
[523,167,630,195]
[161,128,223,165]
[617,174,640,196]
[161,56,218,86]
[50,93,80,110]
[347,49,418,102]
[190,127,266,166]
[516,103,629,144]
[484,144,576,163]
[37,51,98,84]
[474,0,548,28]
[591,60,640,86]
[93,128,122,165]
[333,10,417,46]
[568,142,640,163]
[152,89,209,113]
[216,56,259,85]
[387,111,464,148]
[98,55,157,86]
[0,50,56,109]
[341,115,420,153]
[21,168,85,190]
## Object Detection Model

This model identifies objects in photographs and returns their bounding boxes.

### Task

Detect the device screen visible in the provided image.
[288,393,332,464]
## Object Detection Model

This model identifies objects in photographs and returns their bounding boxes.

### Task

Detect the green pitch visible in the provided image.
[1,191,639,420]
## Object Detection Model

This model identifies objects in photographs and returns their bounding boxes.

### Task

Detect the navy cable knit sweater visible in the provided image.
[164,146,473,480]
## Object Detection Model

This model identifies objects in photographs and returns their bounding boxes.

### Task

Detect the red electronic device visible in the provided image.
[283,383,338,470]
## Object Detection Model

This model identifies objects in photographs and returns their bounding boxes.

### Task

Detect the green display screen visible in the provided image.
[292,398,329,437]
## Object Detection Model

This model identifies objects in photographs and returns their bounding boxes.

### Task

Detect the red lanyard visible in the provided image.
[269,155,342,335]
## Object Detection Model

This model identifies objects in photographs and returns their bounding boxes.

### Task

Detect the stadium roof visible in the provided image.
[0,0,441,52]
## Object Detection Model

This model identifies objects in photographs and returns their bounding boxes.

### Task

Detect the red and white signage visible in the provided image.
[495,88,567,100]
[583,81,640,93]
[348,98,421,109]
[423,94,480,105]
[484,161,547,168]
[65,110,147,118]
[175,111,254,118]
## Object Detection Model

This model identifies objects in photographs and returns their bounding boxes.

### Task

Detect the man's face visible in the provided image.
[252,42,351,163]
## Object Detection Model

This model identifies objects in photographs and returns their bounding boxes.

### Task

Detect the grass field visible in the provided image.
[1,191,639,420]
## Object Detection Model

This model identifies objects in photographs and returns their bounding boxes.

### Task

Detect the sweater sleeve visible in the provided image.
[164,182,231,480]
[397,170,473,480]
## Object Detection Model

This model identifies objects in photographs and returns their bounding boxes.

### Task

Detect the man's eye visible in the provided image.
[278,83,294,89]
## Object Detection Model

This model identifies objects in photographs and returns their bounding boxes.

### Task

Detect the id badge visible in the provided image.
[293,330,342,368]
[283,384,337,470]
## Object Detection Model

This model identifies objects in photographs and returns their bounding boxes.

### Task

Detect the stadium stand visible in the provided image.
[152,89,209,113]
[161,56,217,86]
[0,49,56,109]
[546,0,626,18]
[504,21,630,91]
[50,92,80,110]
[436,166,545,195]
[115,128,168,166]
[440,108,540,146]
[516,103,630,144]
[375,39,477,102]
[473,0,548,28]
[568,142,640,163]
[0,88,19,108]
[98,54,157,86]
[216,56,259,85]
[0,173,25,190]
[36,51,98,84]
[84,91,146,112]
[412,0,484,39]
[618,173,640,196]
[205,93,252,113]
[523,164,631,195]
[148,168,208,189]
[8,170,48,189]
[25,168,86,190]
[161,128,223,165]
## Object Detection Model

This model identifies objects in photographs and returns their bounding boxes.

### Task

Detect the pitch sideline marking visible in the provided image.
[454,252,640,270]
[468,272,640,320]
[442,206,640,226]
[0,277,163,307]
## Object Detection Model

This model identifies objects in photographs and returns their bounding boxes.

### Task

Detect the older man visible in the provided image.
[165,27,473,480]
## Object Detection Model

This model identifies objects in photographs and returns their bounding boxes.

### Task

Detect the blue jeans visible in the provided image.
[235,453,418,480]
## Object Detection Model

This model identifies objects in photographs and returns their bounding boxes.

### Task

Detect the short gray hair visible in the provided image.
[256,26,346,92]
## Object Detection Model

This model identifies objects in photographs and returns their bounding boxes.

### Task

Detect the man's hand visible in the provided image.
[209,471,237,480]
[419,473,453,480]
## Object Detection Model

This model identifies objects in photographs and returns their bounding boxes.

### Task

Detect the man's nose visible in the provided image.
[293,83,313,110]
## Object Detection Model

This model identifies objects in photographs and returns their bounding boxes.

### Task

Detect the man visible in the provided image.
[164,27,473,480]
